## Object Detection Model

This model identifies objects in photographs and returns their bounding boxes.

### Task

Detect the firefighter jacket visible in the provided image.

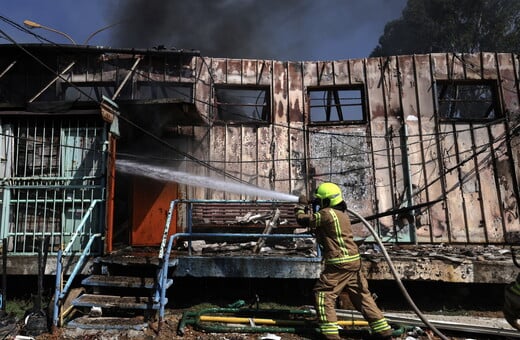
[295,206,361,269]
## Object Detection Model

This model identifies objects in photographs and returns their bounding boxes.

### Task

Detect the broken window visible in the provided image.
[308,87,365,124]
[62,82,116,102]
[215,86,270,123]
[436,81,501,121]
[136,82,193,102]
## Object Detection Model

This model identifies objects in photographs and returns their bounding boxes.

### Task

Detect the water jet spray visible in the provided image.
[116,159,299,202]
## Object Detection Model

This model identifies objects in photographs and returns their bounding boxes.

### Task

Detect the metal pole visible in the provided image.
[52,250,63,331]
[401,123,416,244]
[1,238,6,312]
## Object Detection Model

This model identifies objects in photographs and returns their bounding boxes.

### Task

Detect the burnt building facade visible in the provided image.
[0,44,519,283]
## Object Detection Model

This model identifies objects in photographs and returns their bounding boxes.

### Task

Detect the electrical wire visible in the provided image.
[1,21,519,201]
[0,26,253,186]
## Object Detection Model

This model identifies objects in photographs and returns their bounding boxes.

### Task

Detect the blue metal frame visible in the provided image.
[156,199,319,325]
[53,233,101,328]
[53,198,318,329]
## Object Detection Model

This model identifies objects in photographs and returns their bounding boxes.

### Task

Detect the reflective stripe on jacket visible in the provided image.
[296,207,360,267]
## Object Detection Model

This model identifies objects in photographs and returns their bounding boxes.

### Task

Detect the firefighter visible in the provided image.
[295,182,393,339]
[504,273,520,331]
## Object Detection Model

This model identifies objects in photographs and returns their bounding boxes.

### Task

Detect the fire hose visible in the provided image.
[177,301,409,337]
[176,206,449,339]
[347,207,449,340]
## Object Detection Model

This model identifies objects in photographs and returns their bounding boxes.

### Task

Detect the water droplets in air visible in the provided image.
[116,159,298,202]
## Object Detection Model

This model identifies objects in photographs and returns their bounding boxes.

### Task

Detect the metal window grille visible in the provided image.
[0,117,107,254]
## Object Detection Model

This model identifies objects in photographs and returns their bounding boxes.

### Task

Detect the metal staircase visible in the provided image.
[52,200,178,332]
[66,251,177,331]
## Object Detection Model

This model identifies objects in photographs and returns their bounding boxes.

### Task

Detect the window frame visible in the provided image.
[213,85,271,125]
[435,80,502,123]
[307,85,367,125]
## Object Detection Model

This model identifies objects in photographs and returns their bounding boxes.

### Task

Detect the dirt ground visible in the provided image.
[14,307,509,340]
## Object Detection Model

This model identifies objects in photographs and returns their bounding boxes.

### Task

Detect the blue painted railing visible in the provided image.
[156,199,318,326]
[52,199,103,328]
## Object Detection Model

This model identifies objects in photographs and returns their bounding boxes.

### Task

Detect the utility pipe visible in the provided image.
[199,315,369,327]
[347,207,449,340]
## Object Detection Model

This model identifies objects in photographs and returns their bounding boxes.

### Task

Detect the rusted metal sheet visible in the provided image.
[224,126,241,200]
[316,61,334,86]
[272,61,287,122]
[194,58,212,121]
[431,53,448,80]
[441,123,466,242]
[302,61,317,87]
[463,53,483,80]
[398,55,425,241]
[210,58,227,83]
[257,126,273,191]
[288,61,303,122]
[333,60,349,85]
[242,59,257,84]
[289,122,306,195]
[456,124,486,242]
[225,59,242,84]
[209,126,226,200]
[384,56,401,118]
[367,58,398,235]
[450,53,467,80]
[273,125,290,193]
[256,60,272,86]
[241,126,258,185]
[349,58,366,84]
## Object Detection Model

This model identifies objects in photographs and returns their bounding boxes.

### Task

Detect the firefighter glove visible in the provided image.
[294,204,307,215]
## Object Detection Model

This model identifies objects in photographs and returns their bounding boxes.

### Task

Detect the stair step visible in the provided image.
[81,275,173,289]
[65,315,148,331]
[73,294,165,310]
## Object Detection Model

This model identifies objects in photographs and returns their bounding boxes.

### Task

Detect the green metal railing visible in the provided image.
[0,118,107,255]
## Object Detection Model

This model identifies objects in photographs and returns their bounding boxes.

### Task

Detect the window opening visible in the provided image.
[308,87,365,123]
[436,81,501,121]
[136,82,193,101]
[215,87,270,123]
[62,82,115,102]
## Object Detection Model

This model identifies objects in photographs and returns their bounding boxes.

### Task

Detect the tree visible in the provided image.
[370,0,520,57]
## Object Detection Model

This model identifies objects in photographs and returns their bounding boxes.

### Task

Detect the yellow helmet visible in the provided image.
[315,182,343,208]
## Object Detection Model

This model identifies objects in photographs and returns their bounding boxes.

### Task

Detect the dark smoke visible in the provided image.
[108,0,407,61]
[109,0,307,59]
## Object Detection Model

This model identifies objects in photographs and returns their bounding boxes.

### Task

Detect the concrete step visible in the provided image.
[73,293,164,310]
[81,274,173,289]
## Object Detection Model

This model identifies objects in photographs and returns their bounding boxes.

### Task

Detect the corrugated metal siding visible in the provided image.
[189,52,520,245]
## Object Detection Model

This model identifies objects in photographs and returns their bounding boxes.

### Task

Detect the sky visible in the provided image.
[0,0,407,61]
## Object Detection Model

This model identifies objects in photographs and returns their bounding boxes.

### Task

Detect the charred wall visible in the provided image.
[190,52,520,245]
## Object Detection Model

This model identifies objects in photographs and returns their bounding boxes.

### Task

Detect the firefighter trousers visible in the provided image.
[314,262,392,339]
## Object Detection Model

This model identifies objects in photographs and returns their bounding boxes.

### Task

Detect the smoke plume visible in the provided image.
[109,0,307,59]
[108,0,407,61]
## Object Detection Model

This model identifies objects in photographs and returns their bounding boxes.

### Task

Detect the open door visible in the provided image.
[131,177,178,246]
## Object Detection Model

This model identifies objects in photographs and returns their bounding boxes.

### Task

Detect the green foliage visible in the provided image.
[5,298,32,319]
[371,0,520,56]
